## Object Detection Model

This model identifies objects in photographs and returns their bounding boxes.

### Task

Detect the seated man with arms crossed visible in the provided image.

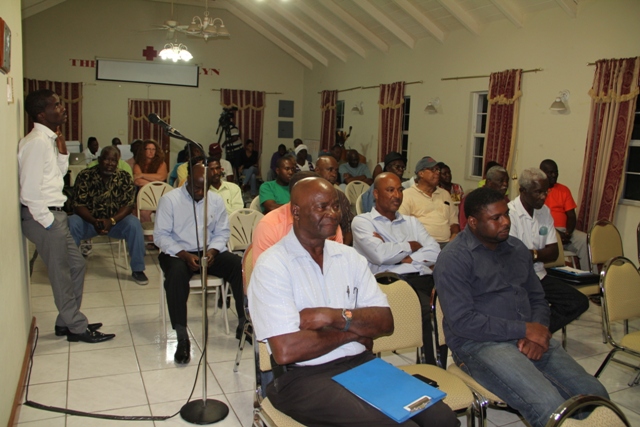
[251,171,343,265]
[339,149,374,186]
[154,163,244,363]
[508,168,588,333]
[259,155,295,213]
[353,172,441,365]
[249,177,458,427]
[69,146,148,285]
[539,159,588,270]
[436,187,607,427]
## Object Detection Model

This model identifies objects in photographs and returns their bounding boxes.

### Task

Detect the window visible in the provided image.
[623,96,640,202]
[469,92,488,178]
[336,100,345,130]
[401,96,410,160]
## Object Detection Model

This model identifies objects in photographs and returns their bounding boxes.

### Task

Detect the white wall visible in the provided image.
[22,0,306,174]
[0,0,30,424]
[301,0,640,261]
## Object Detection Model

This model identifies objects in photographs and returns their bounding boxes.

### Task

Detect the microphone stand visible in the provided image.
[162,128,229,425]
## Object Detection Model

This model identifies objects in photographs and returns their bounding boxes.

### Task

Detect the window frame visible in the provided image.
[336,100,345,131]
[468,91,488,180]
[620,96,640,206]
[401,95,410,161]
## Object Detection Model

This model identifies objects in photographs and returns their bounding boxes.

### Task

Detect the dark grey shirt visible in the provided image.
[434,227,550,353]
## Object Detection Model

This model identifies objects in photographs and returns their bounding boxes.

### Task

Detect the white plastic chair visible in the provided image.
[159,270,230,337]
[249,195,261,212]
[136,181,173,240]
[228,209,264,253]
[344,180,369,215]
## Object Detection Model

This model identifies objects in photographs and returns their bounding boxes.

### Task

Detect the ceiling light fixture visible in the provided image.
[184,0,230,41]
[425,98,440,114]
[159,43,193,62]
[550,90,570,112]
[351,102,364,115]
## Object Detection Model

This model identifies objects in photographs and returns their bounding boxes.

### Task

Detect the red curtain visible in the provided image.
[576,57,640,231]
[128,99,171,158]
[378,82,405,162]
[320,90,338,151]
[24,79,83,142]
[484,69,522,174]
[220,89,265,153]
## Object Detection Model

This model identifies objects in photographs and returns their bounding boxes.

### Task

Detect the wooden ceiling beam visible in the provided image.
[217,0,313,69]
[489,0,524,28]
[294,1,367,58]
[319,0,389,53]
[395,0,445,43]
[554,0,577,18]
[268,1,348,62]
[353,0,415,49]
[437,0,481,35]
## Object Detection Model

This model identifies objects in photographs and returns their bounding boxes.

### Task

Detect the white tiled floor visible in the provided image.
[18,239,640,426]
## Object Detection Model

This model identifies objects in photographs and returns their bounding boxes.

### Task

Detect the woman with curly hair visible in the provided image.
[133,140,168,249]
[133,139,168,187]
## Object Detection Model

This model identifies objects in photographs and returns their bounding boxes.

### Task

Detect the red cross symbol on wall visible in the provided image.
[142,46,158,61]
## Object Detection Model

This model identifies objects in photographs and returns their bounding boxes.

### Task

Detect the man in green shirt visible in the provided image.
[259,155,295,213]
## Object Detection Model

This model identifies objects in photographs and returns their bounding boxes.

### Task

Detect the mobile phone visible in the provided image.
[412,374,439,388]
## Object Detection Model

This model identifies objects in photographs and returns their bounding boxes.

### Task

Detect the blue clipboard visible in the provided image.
[332,358,446,423]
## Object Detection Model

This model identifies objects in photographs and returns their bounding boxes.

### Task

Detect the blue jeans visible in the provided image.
[68,214,146,272]
[242,165,258,195]
[453,338,608,427]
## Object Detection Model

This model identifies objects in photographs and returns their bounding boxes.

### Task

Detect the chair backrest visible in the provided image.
[355,193,364,215]
[242,244,254,297]
[136,181,173,214]
[258,341,272,373]
[372,280,423,354]
[228,209,264,252]
[544,231,566,269]
[637,221,639,266]
[588,220,623,269]
[249,195,261,212]
[600,256,640,326]
[344,180,370,205]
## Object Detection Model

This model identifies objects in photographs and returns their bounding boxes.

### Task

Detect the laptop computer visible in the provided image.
[69,152,85,165]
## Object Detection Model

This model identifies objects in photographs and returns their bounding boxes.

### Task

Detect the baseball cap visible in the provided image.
[209,143,222,156]
[415,156,438,172]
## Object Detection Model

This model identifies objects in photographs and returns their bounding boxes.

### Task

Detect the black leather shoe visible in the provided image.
[55,322,103,337]
[175,339,191,364]
[67,328,116,343]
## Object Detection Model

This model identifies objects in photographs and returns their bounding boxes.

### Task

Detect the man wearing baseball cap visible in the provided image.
[399,156,460,247]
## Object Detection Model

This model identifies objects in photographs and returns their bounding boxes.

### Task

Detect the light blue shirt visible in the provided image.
[339,162,372,181]
[154,185,230,256]
[249,228,389,366]
[352,208,440,276]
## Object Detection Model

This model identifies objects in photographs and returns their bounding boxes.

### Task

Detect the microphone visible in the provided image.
[148,113,180,135]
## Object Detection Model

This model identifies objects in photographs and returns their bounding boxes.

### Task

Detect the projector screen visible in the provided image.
[96,58,199,87]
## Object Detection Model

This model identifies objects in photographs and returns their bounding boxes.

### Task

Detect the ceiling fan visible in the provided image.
[148,1,189,40]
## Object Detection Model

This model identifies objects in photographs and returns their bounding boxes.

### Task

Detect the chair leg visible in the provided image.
[629,370,640,387]
[221,282,229,335]
[159,272,167,340]
[594,349,618,378]
[561,325,567,349]
[234,321,251,373]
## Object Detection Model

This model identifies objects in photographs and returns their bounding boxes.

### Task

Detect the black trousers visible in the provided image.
[541,275,589,333]
[158,251,243,329]
[400,274,436,366]
[268,351,459,427]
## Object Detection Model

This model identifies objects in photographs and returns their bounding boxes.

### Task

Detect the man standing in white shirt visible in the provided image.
[19,89,115,344]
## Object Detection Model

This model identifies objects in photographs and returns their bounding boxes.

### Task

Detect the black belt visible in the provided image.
[400,272,421,277]
[21,205,63,212]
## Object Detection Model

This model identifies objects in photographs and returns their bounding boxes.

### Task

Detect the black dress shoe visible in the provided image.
[175,339,191,364]
[67,328,116,343]
[55,322,103,337]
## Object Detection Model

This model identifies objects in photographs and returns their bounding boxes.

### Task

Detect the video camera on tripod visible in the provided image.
[217,107,243,162]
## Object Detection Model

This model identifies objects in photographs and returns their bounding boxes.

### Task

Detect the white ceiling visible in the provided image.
[21,0,579,69]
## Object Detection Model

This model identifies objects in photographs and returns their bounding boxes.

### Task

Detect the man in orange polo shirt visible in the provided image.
[540,160,588,270]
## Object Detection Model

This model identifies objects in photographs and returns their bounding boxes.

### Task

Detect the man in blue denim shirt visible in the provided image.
[435,187,607,427]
